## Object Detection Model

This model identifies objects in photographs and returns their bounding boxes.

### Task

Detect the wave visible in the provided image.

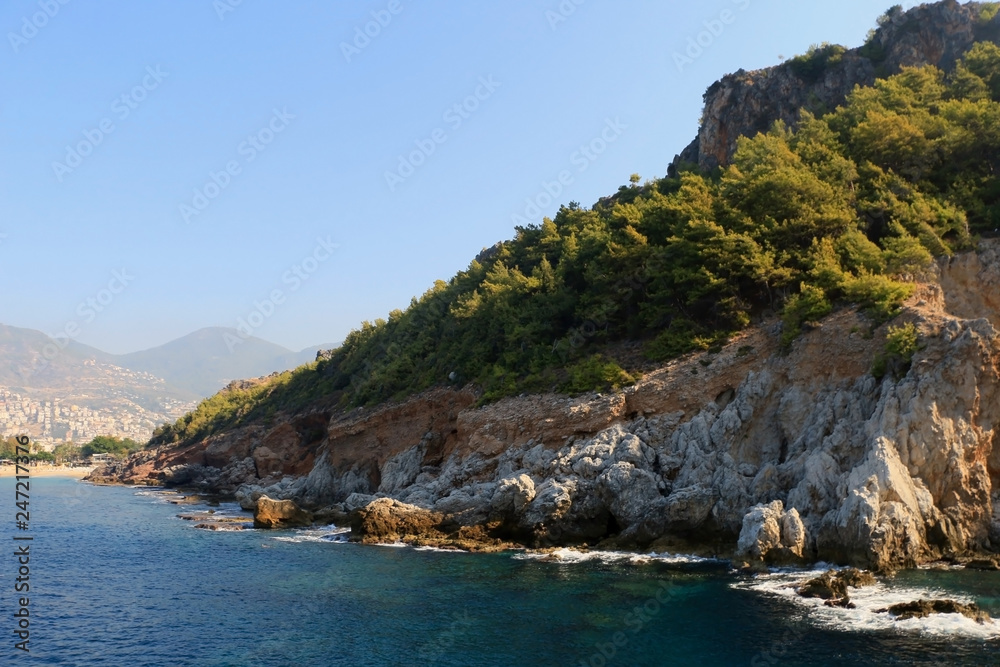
[735,566,1000,639]
[133,490,181,503]
[413,545,468,554]
[270,525,351,544]
[512,547,724,565]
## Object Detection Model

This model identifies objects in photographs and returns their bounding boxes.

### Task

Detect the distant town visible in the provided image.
[0,387,196,451]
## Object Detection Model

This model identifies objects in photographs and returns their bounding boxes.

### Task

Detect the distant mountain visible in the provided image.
[0,323,199,446]
[0,323,120,391]
[0,323,335,399]
[116,327,336,397]
[0,323,335,445]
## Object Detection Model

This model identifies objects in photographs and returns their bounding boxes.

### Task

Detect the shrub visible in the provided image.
[781,284,832,348]
[844,272,915,322]
[561,355,636,394]
[789,43,847,83]
[645,319,729,362]
[872,322,919,379]
[979,2,1000,24]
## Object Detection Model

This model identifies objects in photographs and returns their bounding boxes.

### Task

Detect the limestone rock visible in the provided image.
[253,495,313,529]
[350,498,443,543]
[671,2,986,172]
[491,474,536,515]
[736,501,808,563]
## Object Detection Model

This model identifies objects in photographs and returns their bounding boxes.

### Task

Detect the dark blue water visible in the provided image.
[2,477,999,666]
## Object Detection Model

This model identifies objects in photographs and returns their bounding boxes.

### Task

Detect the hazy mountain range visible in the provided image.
[0,323,335,399]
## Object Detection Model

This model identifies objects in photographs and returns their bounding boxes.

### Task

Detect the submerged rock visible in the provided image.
[876,599,992,625]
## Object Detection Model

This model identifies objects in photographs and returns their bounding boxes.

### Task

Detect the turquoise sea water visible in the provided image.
[3,476,999,666]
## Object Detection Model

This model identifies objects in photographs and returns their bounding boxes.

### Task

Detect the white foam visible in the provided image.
[270,525,351,544]
[133,490,181,504]
[199,524,251,532]
[512,547,722,565]
[413,545,468,554]
[736,568,1000,639]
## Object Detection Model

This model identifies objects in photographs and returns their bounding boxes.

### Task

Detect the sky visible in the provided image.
[0,0,917,355]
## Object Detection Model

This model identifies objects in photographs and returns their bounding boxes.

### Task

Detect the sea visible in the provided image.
[3,476,999,666]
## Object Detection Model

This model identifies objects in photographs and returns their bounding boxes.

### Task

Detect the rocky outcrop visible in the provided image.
[97,240,1000,571]
[253,496,313,529]
[351,498,442,543]
[877,599,993,624]
[735,500,806,564]
[797,568,877,608]
[671,1,1000,173]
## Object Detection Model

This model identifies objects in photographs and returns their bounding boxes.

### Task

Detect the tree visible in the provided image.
[81,435,142,459]
[53,443,83,464]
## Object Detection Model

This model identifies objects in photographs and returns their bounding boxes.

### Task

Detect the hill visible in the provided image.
[0,323,333,445]
[150,1,1000,448]
[116,327,332,397]
[96,2,1000,572]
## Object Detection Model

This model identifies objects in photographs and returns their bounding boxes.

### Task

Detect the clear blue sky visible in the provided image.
[0,0,912,354]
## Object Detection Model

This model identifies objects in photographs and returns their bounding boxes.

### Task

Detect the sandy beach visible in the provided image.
[0,464,95,478]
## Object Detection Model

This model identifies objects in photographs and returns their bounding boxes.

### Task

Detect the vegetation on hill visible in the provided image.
[151,41,1000,448]
[80,435,142,459]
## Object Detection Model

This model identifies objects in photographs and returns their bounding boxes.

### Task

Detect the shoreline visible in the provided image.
[0,465,95,479]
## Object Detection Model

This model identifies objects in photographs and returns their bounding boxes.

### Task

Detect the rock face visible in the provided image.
[253,496,313,529]
[96,240,1000,571]
[670,1,1000,173]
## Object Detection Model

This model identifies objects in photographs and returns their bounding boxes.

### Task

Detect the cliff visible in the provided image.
[90,240,1000,572]
[670,1,1000,173]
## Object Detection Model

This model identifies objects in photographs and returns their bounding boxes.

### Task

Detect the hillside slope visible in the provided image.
[93,2,1000,570]
[93,243,1000,570]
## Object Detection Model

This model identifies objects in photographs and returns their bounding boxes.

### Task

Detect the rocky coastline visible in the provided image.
[88,240,1000,574]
